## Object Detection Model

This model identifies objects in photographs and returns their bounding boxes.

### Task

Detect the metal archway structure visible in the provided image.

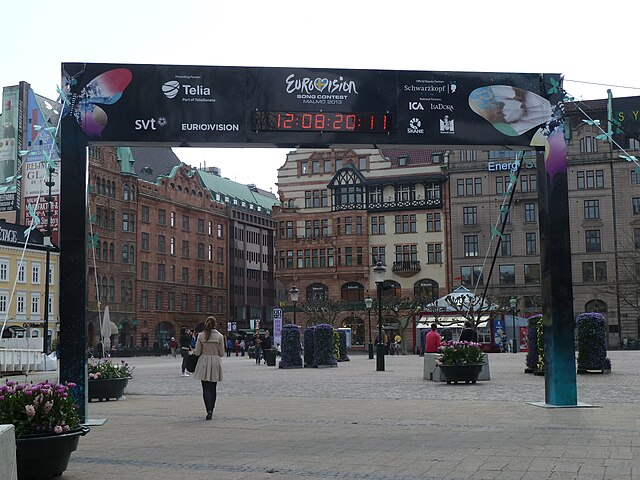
[60,63,576,418]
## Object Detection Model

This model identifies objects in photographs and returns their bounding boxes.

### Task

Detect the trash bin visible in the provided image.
[264,349,277,366]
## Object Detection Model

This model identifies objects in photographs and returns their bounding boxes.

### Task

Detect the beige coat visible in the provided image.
[193,330,225,382]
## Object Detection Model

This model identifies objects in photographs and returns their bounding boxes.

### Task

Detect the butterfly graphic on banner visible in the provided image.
[64,68,133,137]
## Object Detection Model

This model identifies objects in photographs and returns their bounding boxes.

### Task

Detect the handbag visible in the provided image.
[186,353,199,373]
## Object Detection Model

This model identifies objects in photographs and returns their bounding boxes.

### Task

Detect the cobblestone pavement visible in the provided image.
[8,351,640,479]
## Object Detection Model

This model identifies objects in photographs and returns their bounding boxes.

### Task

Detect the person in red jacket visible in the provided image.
[425,323,442,353]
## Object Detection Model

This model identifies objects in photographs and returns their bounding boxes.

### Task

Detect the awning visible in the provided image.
[416,315,489,329]
[110,321,119,336]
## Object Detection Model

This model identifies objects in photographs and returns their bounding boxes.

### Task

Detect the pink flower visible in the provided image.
[25,405,36,417]
[54,425,63,434]
[44,401,53,413]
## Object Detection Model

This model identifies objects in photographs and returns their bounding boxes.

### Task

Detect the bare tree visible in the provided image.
[298,298,349,327]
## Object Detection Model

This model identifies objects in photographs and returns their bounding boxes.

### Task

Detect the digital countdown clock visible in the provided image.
[251,111,393,133]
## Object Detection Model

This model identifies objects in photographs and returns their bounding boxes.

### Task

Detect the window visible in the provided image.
[30,294,40,316]
[395,244,418,263]
[526,232,537,255]
[501,233,511,256]
[158,264,166,281]
[217,224,224,238]
[457,177,482,196]
[582,261,607,282]
[141,262,149,280]
[141,290,148,309]
[499,264,516,285]
[197,218,205,233]
[141,206,149,223]
[585,230,601,253]
[182,267,189,284]
[426,243,442,263]
[369,186,383,204]
[395,184,416,202]
[17,262,25,283]
[584,200,600,219]
[463,206,477,225]
[122,212,135,232]
[460,266,483,287]
[580,136,598,153]
[577,170,604,189]
[168,292,175,310]
[17,294,25,315]
[341,282,364,301]
[197,242,205,260]
[182,240,189,258]
[495,175,511,195]
[631,170,640,185]
[0,293,7,313]
[524,203,536,223]
[31,263,40,284]
[158,235,166,253]
[155,292,163,310]
[158,209,166,225]
[371,216,385,235]
[425,182,441,201]
[0,260,9,281]
[633,197,640,215]
[426,213,441,232]
[394,214,416,233]
[371,246,386,265]
[141,232,150,251]
[182,215,190,231]
[464,235,479,257]
[524,264,540,284]
[170,211,176,227]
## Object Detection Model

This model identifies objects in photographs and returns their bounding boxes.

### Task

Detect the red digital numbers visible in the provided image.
[255,111,391,133]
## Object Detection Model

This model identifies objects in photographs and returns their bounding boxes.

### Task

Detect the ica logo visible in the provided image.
[409,102,424,110]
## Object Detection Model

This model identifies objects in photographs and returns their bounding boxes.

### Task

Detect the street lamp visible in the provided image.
[364,296,373,359]
[373,261,386,371]
[509,297,518,353]
[43,163,55,355]
[289,286,299,325]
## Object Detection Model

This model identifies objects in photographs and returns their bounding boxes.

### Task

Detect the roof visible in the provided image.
[129,147,182,182]
[198,169,279,214]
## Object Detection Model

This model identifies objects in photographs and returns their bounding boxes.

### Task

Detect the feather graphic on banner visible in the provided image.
[66,68,133,137]
[468,85,553,136]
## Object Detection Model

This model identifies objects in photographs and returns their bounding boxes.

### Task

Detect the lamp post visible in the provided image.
[289,286,299,325]
[509,297,518,353]
[43,164,55,354]
[373,261,386,371]
[364,296,373,359]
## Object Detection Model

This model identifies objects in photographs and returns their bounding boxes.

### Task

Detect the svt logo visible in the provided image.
[409,102,424,110]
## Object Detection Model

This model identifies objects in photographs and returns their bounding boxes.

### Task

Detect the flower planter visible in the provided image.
[439,364,484,384]
[16,426,89,479]
[88,377,129,401]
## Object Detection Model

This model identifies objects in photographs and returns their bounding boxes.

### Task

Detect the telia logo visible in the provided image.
[162,80,214,102]
[162,81,180,99]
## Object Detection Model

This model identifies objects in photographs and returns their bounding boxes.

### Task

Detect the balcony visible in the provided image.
[392,261,421,278]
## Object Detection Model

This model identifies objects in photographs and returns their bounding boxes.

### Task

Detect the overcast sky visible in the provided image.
[4,0,639,192]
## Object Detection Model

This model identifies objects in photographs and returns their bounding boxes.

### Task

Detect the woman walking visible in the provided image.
[193,316,225,420]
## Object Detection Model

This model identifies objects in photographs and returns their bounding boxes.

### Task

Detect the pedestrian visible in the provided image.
[226,338,233,357]
[170,337,177,358]
[262,330,272,364]
[192,316,225,420]
[234,339,240,356]
[253,331,262,364]
[240,339,245,356]
[425,323,442,353]
[459,321,478,343]
[180,328,192,376]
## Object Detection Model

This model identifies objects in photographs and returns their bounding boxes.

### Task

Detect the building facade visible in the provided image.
[274,148,447,349]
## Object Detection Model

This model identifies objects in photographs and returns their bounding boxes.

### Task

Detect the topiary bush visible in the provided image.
[525,315,543,372]
[303,326,315,368]
[313,324,337,367]
[577,312,611,371]
[279,324,303,368]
